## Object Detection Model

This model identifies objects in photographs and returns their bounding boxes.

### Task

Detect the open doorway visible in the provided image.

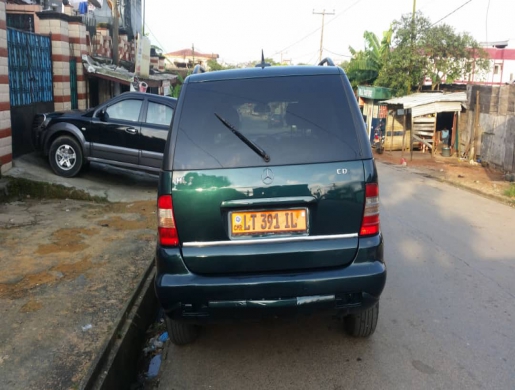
[436,111,455,148]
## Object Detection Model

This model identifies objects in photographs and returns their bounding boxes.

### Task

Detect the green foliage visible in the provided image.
[345,28,392,88]
[421,25,489,90]
[251,57,282,67]
[169,72,187,99]
[375,13,432,96]
[505,184,515,198]
[207,59,224,71]
[347,12,489,96]
[207,59,236,71]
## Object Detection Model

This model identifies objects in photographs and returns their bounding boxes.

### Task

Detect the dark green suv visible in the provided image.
[155,59,386,345]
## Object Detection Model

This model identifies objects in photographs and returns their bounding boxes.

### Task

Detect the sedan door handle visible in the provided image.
[125,127,137,134]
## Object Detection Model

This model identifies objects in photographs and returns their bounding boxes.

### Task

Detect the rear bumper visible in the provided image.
[155,235,386,322]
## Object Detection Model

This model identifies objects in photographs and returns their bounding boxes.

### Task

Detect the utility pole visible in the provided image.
[313,9,334,63]
[112,0,120,95]
[113,0,119,65]
[142,0,145,35]
[407,0,416,94]
[192,43,195,66]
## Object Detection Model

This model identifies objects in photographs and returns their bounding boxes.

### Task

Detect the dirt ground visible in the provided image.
[0,198,157,390]
[374,149,514,205]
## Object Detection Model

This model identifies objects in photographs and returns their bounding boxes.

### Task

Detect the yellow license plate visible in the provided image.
[230,209,307,236]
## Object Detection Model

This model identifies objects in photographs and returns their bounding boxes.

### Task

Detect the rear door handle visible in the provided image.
[125,127,137,134]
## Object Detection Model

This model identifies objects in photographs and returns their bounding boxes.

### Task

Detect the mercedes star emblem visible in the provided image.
[261,168,274,185]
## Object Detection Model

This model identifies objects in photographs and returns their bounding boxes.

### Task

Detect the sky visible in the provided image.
[144,0,515,65]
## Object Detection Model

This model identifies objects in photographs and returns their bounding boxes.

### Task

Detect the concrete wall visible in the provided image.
[464,84,515,172]
[0,0,11,175]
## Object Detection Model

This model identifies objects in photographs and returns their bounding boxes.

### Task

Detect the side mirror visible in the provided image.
[98,109,108,121]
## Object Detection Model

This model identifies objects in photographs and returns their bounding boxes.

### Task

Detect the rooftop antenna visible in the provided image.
[255,50,271,68]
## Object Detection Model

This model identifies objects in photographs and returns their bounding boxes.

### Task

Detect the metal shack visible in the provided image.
[357,86,392,143]
[380,92,467,157]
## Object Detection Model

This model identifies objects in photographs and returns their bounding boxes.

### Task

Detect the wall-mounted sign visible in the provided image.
[135,34,151,78]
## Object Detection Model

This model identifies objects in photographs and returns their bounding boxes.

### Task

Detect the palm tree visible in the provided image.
[345,28,392,87]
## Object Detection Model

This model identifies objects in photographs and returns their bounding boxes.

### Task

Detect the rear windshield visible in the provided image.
[173,75,363,170]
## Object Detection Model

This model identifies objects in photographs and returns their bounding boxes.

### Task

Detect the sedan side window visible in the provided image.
[106,99,143,122]
[146,102,174,126]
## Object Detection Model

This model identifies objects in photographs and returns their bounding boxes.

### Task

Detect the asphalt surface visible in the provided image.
[158,162,515,390]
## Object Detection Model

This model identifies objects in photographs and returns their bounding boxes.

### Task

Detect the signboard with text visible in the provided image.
[135,34,151,78]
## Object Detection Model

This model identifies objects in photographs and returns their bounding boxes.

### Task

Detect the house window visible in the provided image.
[6,13,35,33]
[494,65,500,75]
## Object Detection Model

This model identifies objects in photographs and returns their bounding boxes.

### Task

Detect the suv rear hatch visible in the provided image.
[164,72,371,275]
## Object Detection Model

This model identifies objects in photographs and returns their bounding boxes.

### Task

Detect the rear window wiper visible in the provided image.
[214,113,270,162]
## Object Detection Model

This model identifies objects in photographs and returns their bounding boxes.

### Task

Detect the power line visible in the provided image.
[323,48,352,58]
[431,0,473,27]
[306,51,319,65]
[291,49,320,60]
[132,4,169,53]
[273,0,365,55]
[289,49,320,64]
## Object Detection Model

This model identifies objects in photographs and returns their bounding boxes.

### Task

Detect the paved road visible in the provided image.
[158,162,515,390]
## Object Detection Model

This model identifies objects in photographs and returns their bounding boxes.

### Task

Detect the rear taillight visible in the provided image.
[360,183,380,236]
[158,195,178,246]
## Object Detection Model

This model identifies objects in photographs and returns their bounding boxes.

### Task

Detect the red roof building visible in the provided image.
[164,48,219,69]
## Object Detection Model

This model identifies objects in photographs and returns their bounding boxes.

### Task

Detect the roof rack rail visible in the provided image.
[318,58,335,66]
[192,65,206,74]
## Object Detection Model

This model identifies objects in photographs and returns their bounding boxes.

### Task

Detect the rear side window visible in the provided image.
[147,102,174,126]
[173,75,362,170]
[105,99,142,122]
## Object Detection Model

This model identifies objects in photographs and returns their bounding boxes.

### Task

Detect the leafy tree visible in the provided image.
[169,72,187,98]
[421,25,489,90]
[375,12,489,95]
[251,57,281,67]
[207,59,224,71]
[345,29,392,88]
[207,59,236,71]
[375,13,431,96]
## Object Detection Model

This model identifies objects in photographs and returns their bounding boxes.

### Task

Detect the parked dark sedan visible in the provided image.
[32,92,177,177]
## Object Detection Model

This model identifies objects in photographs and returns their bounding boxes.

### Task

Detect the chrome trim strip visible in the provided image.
[221,196,317,207]
[183,233,358,248]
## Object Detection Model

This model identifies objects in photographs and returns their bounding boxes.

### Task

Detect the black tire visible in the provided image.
[344,303,379,338]
[48,135,83,177]
[165,316,199,346]
[376,146,384,155]
[81,160,91,173]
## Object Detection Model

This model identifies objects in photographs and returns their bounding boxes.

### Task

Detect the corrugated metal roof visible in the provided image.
[380,92,467,108]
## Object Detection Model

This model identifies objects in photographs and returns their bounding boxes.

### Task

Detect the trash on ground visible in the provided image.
[81,324,93,331]
[147,354,162,378]
[158,332,169,342]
